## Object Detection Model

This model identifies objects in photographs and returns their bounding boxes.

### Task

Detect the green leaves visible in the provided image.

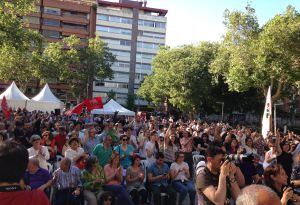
[138,42,218,113]
[211,5,300,101]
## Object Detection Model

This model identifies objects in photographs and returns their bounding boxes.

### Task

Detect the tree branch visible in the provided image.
[272,80,284,102]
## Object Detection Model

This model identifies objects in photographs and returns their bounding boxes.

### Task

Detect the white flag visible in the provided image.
[262,86,272,139]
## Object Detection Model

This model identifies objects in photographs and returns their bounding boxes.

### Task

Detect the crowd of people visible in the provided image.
[0,108,300,205]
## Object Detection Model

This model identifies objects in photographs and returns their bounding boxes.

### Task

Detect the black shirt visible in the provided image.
[277,152,293,180]
[196,167,231,205]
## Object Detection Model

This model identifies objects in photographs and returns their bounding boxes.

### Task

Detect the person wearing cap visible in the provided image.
[28,135,50,170]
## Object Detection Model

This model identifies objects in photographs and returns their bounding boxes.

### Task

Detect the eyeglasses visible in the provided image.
[122,139,128,141]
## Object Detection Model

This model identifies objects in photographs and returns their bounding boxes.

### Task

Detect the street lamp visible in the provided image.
[274,102,283,133]
[216,102,224,122]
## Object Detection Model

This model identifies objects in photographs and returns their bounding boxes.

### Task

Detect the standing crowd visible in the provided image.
[0,108,300,205]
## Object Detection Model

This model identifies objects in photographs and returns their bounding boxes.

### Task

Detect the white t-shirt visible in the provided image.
[65,147,84,163]
[145,141,156,166]
[28,146,50,170]
[170,162,189,181]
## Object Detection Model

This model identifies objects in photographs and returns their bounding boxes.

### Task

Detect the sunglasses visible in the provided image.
[122,138,128,141]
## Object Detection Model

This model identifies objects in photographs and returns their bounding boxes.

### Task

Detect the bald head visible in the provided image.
[236,185,281,205]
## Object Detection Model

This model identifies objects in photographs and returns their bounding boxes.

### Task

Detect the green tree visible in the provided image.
[107,89,116,100]
[40,36,115,100]
[138,42,218,114]
[211,5,300,102]
[0,0,42,89]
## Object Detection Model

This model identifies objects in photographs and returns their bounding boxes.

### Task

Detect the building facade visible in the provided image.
[93,0,167,105]
[2,0,97,103]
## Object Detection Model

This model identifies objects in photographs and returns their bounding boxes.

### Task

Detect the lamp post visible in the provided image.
[274,102,283,133]
[216,102,224,122]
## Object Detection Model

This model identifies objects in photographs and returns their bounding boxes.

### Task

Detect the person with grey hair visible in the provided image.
[53,157,83,205]
[24,157,52,191]
[27,135,50,170]
[236,185,281,205]
[93,135,113,167]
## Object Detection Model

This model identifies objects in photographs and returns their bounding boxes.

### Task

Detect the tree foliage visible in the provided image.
[40,36,115,100]
[211,5,300,101]
[0,0,42,88]
[138,42,219,113]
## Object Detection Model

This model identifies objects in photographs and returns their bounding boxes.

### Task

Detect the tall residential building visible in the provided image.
[1,0,97,103]
[93,0,167,105]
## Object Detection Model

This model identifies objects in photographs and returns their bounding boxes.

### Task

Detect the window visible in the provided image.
[111,50,130,58]
[114,72,129,79]
[102,38,130,46]
[138,31,165,39]
[136,63,151,70]
[137,41,159,49]
[113,62,130,68]
[96,25,131,35]
[138,19,166,28]
[136,52,155,60]
[95,81,105,86]
[97,14,132,24]
[43,19,60,26]
[120,40,131,46]
[23,16,40,24]
[42,30,60,38]
[63,11,87,19]
[104,82,128,89]
[44,7,61,15]
[62,22,87,30]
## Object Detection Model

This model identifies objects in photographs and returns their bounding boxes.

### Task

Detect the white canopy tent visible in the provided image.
[0,81,29,109]
[27,83,64,112]
[91,99,135,116]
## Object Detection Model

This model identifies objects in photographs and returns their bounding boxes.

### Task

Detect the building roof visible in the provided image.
[98,0,168,16]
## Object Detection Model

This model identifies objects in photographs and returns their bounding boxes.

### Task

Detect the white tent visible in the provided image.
[91,99,135,116]
[27,83,64,112]
[0,81,29,109]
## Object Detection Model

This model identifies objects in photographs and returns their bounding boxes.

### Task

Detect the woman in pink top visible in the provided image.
[103,152,134,205]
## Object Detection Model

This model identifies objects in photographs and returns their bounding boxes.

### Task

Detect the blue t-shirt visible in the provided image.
[148,162,169,187]
[114,144,134,169]
[24,168,51,190]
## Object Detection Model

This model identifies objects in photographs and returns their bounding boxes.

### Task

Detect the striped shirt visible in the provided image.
[53,166,82,190]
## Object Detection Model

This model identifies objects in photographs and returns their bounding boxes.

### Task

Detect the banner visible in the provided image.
[262,86,272,139]
[65,97,103,116]
[84,97,103,112]
[1,96,10,119]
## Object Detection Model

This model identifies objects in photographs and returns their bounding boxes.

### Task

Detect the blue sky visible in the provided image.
[146,0,300,47]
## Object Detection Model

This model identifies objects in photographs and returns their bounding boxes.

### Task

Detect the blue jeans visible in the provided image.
[103,185,134,205]
[172,180,196,205]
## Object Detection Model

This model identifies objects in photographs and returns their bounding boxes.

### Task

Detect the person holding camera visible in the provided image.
[196,145,241,205]
[264,164,296,205]
[170,151,196,205]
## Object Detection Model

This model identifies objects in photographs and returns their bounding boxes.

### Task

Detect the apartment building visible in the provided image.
[93,0,167,105]
[12,0,97,103]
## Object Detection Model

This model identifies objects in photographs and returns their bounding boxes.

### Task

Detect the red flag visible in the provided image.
[1,96,10,119]
[84,97,103,112]
[65,101,85,116]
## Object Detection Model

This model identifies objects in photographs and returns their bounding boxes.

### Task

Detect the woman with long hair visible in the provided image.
[164,134,179,167]
[103,152,134,205]
[264,164,297,205]
[40,131,57,163]
[244,136,257,155]
[226,138,239,155]
[81,156,106,205]
[126,155,147,205]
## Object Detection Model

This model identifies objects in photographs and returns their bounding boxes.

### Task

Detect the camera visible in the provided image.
[290,182,300,195]
[224,153,254,164]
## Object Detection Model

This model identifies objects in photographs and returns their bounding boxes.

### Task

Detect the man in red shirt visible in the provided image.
[54,126,67,155]
[0,141,50,205]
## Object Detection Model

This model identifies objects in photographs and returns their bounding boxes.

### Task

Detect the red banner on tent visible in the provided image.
[1,96,10,119]
[65,97,103,116]
[84,97,103,112]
